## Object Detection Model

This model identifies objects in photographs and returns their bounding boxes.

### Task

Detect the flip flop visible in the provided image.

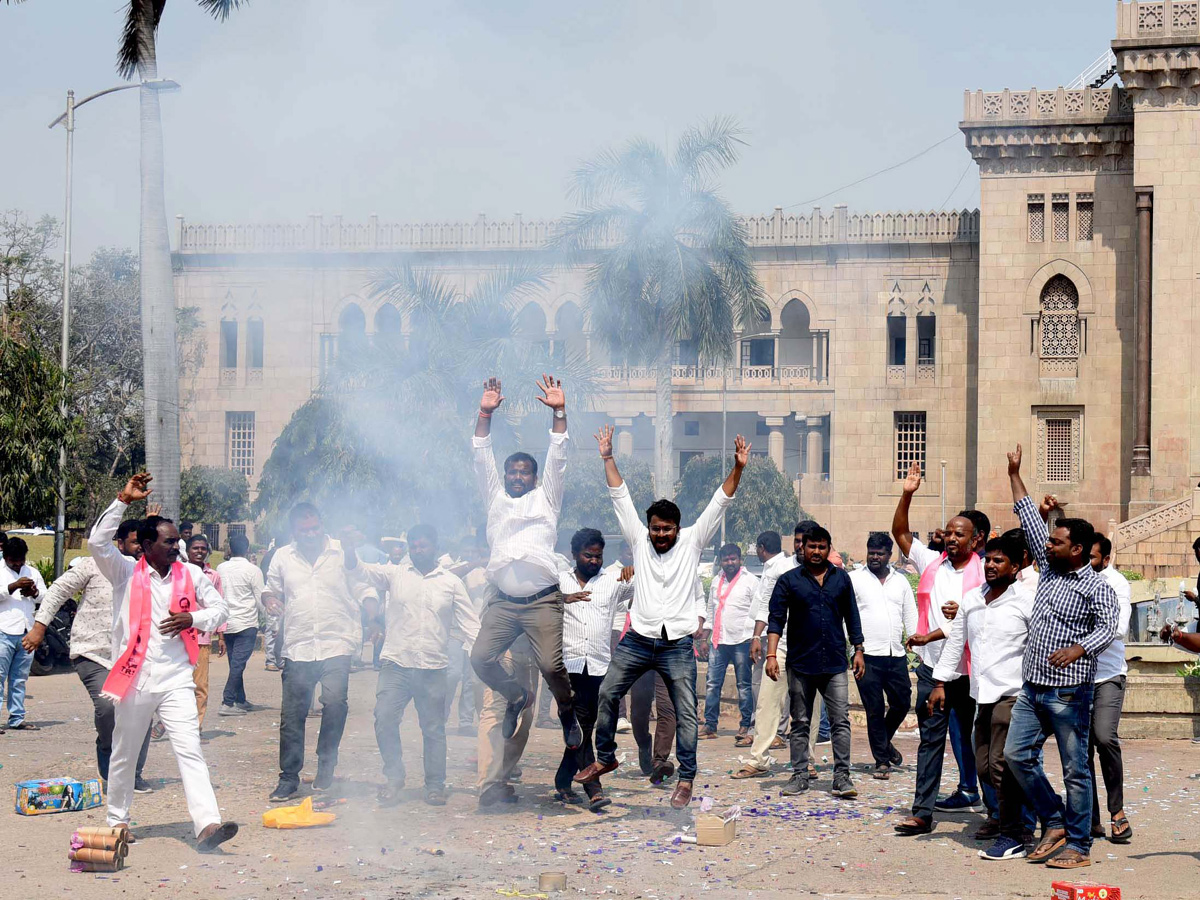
[1109,815,1133,844]
[1045,849,1091,869]
[731,765,769,779]
[894,818,933,836]
[734,734,753,747]
[1026,832,1067,863]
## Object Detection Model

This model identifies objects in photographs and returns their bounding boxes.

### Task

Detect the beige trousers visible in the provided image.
[193,644,211,728]
[477,639,539,792]
[744,668,821,771]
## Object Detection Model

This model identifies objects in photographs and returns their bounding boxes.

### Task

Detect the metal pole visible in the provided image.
[721,364,727,546]
[940,459,947,528]
[53,90,76,578]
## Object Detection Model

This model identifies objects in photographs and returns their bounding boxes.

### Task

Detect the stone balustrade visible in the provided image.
[962,86,1133,123]
[1116,0,1200,40]
[175,207,979,254]
[594,365,822,386]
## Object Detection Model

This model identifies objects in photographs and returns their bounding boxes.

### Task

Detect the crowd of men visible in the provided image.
[2,372,1197,867]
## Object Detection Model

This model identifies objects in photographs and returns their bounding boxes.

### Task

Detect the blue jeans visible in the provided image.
[374,663,447,787]
[949,707,980,795]
[0,632,33,726]
[596,631,699,779]
[222,627,258,707]
[704,640,754,730]
[1004,682,1094,855]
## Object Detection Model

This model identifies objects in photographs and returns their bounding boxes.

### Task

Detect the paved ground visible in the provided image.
[2,656,1198,899]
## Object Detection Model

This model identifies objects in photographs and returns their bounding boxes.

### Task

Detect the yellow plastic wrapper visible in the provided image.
[261,796,337,829]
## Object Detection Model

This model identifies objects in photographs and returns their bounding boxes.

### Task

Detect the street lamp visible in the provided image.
[940,459,947,529]
[48,78,180,577]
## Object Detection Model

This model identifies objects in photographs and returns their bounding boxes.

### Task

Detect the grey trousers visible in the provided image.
[470,591,574,714]
[787,668,851,778]
[1089,675,1126,820]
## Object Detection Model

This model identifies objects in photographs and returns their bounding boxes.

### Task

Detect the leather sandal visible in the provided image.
[731,765,769,779]
[1045,848,1091,869]
[1026,829,1067,863]
[1109,814,1133,845]
[734,732,753,747]
[893,817,933,836]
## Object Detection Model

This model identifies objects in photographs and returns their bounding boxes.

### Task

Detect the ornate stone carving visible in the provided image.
[1113,493,1194,551]
[1114,46,1200,108]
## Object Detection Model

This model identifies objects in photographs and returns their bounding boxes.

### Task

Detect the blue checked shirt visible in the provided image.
[1016,495,1118,687]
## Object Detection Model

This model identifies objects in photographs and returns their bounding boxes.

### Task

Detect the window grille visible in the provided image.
[894,412,927,480]
[1028,194,1045,242]
[226,412,255,479]
[1044,419,1073,482]
[1052,194,1069,242]
[1076,193,1093,241]
[1039,275,1080,361]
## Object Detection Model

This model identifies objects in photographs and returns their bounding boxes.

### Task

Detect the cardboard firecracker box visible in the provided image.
[1051,883,1121,900]
[695,812,738,846]
[14,778,104,816]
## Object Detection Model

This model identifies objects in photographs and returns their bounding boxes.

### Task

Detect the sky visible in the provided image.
[2,0,1117,257]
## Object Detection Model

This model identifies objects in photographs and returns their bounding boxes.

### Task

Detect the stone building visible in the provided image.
[173,1,1200,574]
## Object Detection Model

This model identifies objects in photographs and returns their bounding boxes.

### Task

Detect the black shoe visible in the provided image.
[562,713,583,750]
[479,782,518,808]
[312,767,335,793]
[458,724,477,737]
[894,817,934,836]
[424,787,447,806]
[780,773,809,796]
[237,702,265,713]
[650,761,675,786]
[637,744,653,776]
[502,690,531,740]
[831,775,858,799]
[888,745,904,767]
[133,776,155,794]
[377,779,405,807]
[269,780,300,803]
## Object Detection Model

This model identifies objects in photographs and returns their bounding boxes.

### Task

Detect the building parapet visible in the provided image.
[175,207,979,255]
[1115,0,1200,42]
[961,86,1133,124]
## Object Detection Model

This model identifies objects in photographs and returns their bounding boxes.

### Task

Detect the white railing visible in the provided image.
[595,365,821,385]
[176,208,979,254]
[1116,1,1200,39]
[962,86,1132,122]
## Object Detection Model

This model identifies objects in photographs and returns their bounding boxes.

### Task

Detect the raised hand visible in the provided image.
[595,424,614,459]
[902,462,922,495]
[1007,444,1023,475]
[119,472,153,504]
[480,377,505,414]
[146,501,163,517]
[535,373,565,410]
[1039,494,1060,519]
[733,434,750,468]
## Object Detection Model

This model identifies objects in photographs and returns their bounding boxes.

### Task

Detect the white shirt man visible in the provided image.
[906,538,972,677]
[560,566,634,676]
[933,583,1034,705]
[1,550,47,730]
[1096,566,1133,683]
[265,539,367,664]
[216,554,264,635]
[88,497,229,844]
[849,567,917,658]
[707,564,759,648]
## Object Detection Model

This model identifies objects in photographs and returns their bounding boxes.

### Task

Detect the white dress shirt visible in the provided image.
[611,483,732,641]
[353,561,480,670]
[752,553,797,652]
[560,567,634,675]
[215,555,264,634]
[706,566,760,646]
[473,431,568,598]
[265,537,371,663]
[907,538,971,676]
[606,561,630,630]
[1096,565,1133,682]
[2,562,46,635]
[88,499,227,693]
[462,566,494,616]
[932,582,1034,704]
[34,556,115,666]
[849,567,918,658]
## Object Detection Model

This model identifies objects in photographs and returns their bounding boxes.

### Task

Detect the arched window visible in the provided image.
[247,317,264,371]
[739,308,774,370]
[1039,275,1079,376]
[338,303,367,358]
[219,319,238,369]
[374,303,402,351]
[515,302,549,354]
[552,301,586,364]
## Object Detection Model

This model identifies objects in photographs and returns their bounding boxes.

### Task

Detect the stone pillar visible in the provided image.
[805,416,824,477]
[811,332,820,381]
[614,417,634,457]
[764,417,786,472]
[1133,189,1153,476]
[905,315,917,383]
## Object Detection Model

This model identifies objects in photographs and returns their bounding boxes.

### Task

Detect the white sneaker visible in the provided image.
[616,717,632,734]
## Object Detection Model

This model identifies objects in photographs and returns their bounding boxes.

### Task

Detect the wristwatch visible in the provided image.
[554,408,566,420]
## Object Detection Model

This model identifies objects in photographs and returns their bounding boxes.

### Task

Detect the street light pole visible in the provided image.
[940,459,947,529]
[48,80,178,576]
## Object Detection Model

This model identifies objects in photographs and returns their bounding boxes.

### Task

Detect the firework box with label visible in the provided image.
[1051,882,1121,900]
[14,778,104,816]
[695,806,741,846]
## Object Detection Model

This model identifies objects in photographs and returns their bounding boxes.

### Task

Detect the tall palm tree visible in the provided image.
[552,117,767,498]
[5,0,249,516]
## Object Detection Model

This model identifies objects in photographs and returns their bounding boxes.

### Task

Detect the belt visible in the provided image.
[497,585,559,604]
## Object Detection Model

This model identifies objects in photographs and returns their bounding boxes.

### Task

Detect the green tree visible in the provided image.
[552,118,767,498]
[674,454,801,550]
[0,335,73,525]
[180,465,250,525]
[558,453,654,540]
[254,265,599,543]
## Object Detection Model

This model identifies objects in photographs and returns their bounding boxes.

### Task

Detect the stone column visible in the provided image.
[805,416,825,477]
[614,417,634,457]
[1133,189,1152,476]
[811,332,820,381]
[905,315,917,384]
[764,417,786,472]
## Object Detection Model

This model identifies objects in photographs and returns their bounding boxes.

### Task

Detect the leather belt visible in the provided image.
[497,585,559,604]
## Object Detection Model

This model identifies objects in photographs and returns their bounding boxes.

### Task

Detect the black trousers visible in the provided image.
[912,664,976,821]
[74,657,151,782]
[278,655,352,785]
[855,654,912,766]
[1089,676,1126,821]
[555,668,604,797]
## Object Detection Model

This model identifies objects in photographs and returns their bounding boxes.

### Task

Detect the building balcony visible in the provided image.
[596,364,824,388]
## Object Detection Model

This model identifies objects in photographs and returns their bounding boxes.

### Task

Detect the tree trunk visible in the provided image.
[136,13,182,517]
[653,343,674,499]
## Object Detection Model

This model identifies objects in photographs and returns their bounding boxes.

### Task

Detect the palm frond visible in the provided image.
[547,205,637,258]
[117,0,166,79]
[196,0,248,20]
[567,138,666,207]
[467,263,549,312]
[672,116,745,184]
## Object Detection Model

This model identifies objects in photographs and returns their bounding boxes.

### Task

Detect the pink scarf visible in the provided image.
[916,552,983,674]
[710,568,742,645]
[101,559,199,702]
